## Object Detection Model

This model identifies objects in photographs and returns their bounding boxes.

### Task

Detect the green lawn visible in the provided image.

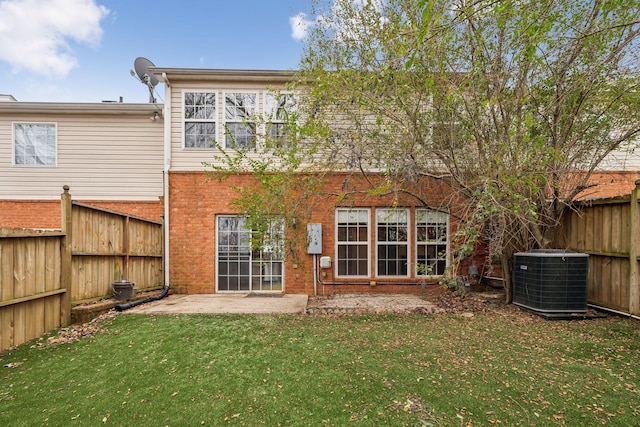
[1,312,639,426]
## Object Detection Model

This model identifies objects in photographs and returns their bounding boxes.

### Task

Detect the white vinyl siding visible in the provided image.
[0,109,163,200]
[169,81,292,171]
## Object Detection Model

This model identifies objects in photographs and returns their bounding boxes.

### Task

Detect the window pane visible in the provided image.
[184,92,216,148]
[184,92,215,119]
[185,123,216,148]
[265,93,297,121]
[225,93,256,120]
[336,209,369,277]
[14,123,56,166]
[416,209,448,276]
[376,208,408,277]
[217,215,284,292]
[225,123,256,149]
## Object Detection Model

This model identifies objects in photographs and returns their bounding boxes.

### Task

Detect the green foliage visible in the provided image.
[1,313,639,426]
[294,0,640,298]
[205,1,640,299]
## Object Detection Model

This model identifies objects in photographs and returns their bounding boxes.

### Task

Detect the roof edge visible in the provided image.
[151,67,297,83]
[0,102,163,115]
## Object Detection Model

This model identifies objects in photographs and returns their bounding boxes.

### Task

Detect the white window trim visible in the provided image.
[12,122,58,167]
[335,207,371,278]
[375,208,410,278]
[182,89,218,150]
[415,208,450,277]
[223,90,258,149]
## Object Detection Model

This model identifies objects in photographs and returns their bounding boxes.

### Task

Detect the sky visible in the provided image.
[0,0,318,103]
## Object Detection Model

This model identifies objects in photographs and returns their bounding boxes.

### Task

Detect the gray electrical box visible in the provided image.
[307,223,322,254]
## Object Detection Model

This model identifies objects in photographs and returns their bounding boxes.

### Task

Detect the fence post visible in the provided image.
[630,180,640,316]
[60,186,72,326]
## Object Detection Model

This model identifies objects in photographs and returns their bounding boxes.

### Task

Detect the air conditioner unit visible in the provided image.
[513,250,588,314]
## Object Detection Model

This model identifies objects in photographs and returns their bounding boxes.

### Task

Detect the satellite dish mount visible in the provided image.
[132,57,159,103]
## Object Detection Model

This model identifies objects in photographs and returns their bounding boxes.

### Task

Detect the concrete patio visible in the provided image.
[121,292,443,315]
[124,293,309,315]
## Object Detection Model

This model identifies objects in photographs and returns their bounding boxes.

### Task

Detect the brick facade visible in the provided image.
[0,199,163,229]
[168,170,640,295]
[168,170,462,295]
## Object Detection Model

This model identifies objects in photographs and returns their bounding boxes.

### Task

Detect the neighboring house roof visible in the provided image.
[576,171,640,201]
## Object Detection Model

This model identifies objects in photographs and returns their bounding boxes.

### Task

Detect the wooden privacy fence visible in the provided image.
[1,186,163,351]
[0,228,65,352]
[556,181,640,316]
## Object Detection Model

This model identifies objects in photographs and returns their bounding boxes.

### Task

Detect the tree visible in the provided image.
[209,0,640,301]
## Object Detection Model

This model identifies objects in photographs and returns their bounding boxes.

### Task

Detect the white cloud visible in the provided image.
[0,0,109,77]
[289,12,314,41]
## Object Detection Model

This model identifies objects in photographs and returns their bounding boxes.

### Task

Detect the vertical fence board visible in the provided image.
[0,306,13,351]
[69,202,163,301]
[611,204,622,254]
[1,188,163,352]
[558,190,638,315]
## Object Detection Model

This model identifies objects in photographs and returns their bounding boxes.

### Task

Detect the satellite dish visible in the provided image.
[133,57,159,103]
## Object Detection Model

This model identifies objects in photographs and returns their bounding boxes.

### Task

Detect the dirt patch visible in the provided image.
[306,293,443,315]
[306,287,516,316]
[28,310,120,349]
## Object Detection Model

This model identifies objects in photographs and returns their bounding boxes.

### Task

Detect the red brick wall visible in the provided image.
[0,200,61,229]
[0,199,163,229]
[168,171,459,295]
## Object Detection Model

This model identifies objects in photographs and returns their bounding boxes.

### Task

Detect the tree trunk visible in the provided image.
[501,252,513,304]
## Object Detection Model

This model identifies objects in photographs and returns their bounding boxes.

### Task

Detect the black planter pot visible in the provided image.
[112,280,136,300]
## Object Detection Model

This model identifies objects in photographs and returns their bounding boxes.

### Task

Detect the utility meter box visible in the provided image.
[307,223,322,254]
[319,256,332,269]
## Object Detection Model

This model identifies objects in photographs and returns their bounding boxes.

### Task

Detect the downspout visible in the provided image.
[162,73,172,295]
[116,73,172,312]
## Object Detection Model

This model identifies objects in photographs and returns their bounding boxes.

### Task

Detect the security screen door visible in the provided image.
[216,216,284,292]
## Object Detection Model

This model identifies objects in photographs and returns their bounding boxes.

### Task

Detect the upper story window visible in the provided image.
[376,208,409,277]
[225,92,256,149]
[184,92,216,149]
[265,92,296,141]
[416,209,448,276]
[14,123,57,166]
[336,208,370,277]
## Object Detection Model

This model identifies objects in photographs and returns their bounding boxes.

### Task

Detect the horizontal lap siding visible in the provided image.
[0,112,164,200]
[169,81,288,171]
